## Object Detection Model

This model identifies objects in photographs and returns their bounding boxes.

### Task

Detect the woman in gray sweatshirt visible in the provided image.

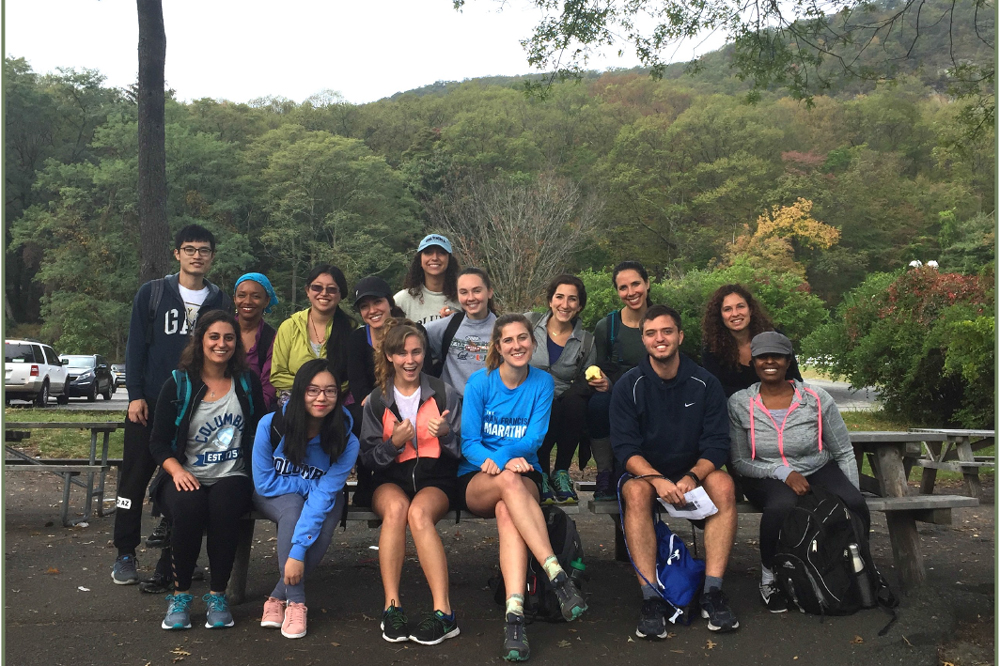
[728,331,867,615]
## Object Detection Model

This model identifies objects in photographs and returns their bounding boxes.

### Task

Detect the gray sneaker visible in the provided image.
[203,592,234,629]
[161,593,193,630]
[551,571,588,621]
[112,554,139,585]
[502,612,529,662]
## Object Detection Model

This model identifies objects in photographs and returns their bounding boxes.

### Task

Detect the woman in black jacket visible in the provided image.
[149,310,265,632]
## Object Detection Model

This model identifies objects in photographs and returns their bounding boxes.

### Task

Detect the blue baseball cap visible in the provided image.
[416,233,453,255]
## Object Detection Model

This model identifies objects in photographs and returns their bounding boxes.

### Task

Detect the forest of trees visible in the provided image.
[3,14,994,424]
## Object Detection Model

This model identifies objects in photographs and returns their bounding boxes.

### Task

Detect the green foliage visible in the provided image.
[578,261,828,358]
[803,267,995,427]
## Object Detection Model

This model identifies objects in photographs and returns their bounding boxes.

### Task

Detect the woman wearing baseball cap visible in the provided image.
[394,234,461,325]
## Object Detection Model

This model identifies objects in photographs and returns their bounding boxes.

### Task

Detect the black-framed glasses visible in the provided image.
[305,386,338,399]
[179,246,214,257]
[309,284,340,296]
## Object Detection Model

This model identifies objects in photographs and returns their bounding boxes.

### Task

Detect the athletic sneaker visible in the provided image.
[551,571,588,621]
[381,602,409,642]
[759,582,788,614]
[700,588,739,632]
[409,610,460,645]
[593,470,616,502]
[282,601,307,639]
[146,517,171,548]
[203,592,235,629]
[161,593,193,630]
[502,612,529,662]
[261,597,286,628]
[112,553,139,585]
[635,597,669,639]
[550,470,578,505]
[139,571,172,595]
[539,474,556,505]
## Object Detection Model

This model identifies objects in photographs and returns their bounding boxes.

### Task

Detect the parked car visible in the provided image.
[59,354,115,402]
[112,363,127,388]
[4,339,69,406]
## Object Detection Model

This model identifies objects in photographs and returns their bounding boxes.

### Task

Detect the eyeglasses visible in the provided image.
[305,386,338,399]
[179,246,214,257]
[309,284,340,296]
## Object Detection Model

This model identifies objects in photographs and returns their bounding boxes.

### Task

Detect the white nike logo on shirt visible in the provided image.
[685,402,695,407]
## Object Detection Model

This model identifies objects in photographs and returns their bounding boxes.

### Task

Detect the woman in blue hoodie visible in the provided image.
[252,359,360,639]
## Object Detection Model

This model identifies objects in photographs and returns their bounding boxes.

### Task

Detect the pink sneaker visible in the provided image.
[261,597,285,629]
[282,601,308,639]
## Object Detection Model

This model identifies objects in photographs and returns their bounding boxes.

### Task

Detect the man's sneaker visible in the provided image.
[635,598,669,639]
[281,601,308,639]
[112,554,139,585]
[759,582,788,614]
[539,474,556,505]
[551,571,587,621]
[700,588,739,632]
[593,470,616,502]
[502,612,529,662]
[203,592,235,629]
[139,571,172,595]
[381,602,409,642]
[550,470,578,505]
[161,593,193,630]
[409,610,460,645]
[146,517,171,548]
[261,597,286,628]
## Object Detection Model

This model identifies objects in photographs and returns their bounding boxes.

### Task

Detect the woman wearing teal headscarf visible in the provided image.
[236,272,280,410]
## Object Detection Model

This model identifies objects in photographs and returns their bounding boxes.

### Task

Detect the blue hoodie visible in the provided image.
[459,366,554,476]
[253,406,360,561]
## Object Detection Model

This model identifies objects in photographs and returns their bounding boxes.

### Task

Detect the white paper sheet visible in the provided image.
[657,486,718,520]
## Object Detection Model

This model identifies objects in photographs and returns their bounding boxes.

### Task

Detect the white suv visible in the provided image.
[4,339,69,406]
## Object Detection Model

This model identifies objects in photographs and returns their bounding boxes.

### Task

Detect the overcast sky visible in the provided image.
[5,0,723,105]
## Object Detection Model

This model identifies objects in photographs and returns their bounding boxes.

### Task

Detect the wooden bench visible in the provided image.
[226,487,579,604]
[4,422,123,527]
[577,480,978,591]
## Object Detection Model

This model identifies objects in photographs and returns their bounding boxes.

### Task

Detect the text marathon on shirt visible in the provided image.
[482,411,530,438]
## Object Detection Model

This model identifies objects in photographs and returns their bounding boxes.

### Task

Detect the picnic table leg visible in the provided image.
[227,518,256,605]
[613,516,629,563]
[954,437,983,501]
[96,431,114,517]
[875,445,925,590]
[919,441,942,495]
[60,472,74,527]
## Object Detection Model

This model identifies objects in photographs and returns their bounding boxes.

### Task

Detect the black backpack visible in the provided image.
[774,487,898,627]
[490,506,586,623]
[425,312,465,379]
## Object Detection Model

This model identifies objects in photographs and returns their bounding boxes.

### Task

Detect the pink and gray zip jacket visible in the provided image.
[727,380,859,488]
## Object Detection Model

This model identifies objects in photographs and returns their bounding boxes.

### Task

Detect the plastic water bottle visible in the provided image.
[568,558,586,586]
[848,543,875,608]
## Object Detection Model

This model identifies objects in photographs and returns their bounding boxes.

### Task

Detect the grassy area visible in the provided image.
[4,408,125,458]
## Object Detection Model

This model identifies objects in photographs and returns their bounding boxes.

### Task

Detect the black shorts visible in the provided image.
[371,473,460,510]
[455,469,544,513]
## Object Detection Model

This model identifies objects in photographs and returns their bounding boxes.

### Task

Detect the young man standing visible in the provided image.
[112,225,233,585]
[610,305,739,637]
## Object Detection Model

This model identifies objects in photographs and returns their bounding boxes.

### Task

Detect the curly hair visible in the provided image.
[485,313,535,372]
[701,284,776,369]
[402,247,460,302]
[374,318,426,395]
[177,309,247,379]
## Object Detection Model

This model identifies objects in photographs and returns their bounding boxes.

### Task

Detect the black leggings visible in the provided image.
[157,474,253,592]
[739,462,870,569]
[538,392,588,474]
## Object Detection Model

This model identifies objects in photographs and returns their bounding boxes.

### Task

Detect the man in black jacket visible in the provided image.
[610,305,739,638]
[112,225,233,587]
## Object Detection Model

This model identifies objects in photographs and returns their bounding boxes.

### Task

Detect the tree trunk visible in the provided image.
[136,0,170,283]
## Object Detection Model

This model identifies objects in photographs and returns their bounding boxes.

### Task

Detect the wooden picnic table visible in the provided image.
[909,428,995,500]
[4,421,123,527]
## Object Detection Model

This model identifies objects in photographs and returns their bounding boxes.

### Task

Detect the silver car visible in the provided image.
[5,339,69,406]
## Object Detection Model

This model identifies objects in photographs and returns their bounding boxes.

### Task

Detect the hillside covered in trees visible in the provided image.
[5,4,994,381]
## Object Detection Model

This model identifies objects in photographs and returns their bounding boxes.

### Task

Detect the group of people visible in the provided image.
[109,226,865,661]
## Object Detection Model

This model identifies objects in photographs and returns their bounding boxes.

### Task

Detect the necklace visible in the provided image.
[309,313,327,345]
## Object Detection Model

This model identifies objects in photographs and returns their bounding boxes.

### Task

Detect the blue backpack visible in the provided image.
[169,368,254,451]
[617,473,706,623]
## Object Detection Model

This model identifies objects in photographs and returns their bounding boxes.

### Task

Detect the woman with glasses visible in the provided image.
[271,264,355,407]
[360,319,462,645]
[253,359,360,639]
